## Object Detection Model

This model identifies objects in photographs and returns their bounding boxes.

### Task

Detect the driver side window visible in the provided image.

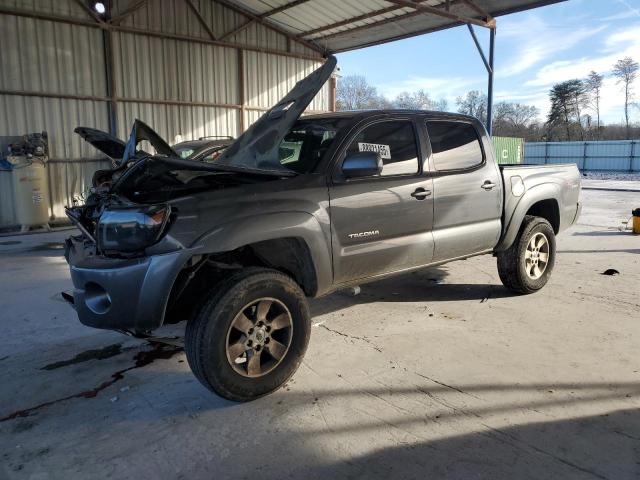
[345,121,419,176]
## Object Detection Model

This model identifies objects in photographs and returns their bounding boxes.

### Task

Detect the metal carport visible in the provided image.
[221,0,567,133]
[0,0,564,228]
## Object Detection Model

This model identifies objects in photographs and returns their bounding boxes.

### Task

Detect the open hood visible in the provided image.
[122,119,178,162]
[216,55,337,173]
[74,127,126,161]
[75,120,178,166]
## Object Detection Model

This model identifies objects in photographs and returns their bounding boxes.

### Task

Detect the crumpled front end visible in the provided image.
[64,234,190,334]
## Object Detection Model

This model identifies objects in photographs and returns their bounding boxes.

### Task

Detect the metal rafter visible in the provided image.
[185,0,217,41]
[461,0,494,23]
[109,0,149,25]
[212,0,325,54]
[386,0,491,28]
[219,0,311,41]
[72,0,106,23]
[299,0,464,39]
[313,0,469,42]
[0,6,322,61]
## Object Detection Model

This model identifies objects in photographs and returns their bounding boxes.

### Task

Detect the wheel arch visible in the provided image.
[162,213,332,325]
[495,183,561,252]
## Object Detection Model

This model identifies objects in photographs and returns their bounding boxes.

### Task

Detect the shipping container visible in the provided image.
[492,136,524,165]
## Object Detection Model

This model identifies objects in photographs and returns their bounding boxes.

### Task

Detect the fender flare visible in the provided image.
[192,211,333,296]
[495,183,561,252]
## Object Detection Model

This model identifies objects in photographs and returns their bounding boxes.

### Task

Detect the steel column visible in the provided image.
[487,26,495,136]
[467,23,495,135]
[103,0,118,136]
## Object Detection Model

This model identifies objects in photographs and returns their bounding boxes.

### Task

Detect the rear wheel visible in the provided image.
[185,267,310,401]
[497,216,556,294]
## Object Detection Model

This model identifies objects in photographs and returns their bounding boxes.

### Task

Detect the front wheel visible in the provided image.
[497,216,556,294]
[185,267,311,401]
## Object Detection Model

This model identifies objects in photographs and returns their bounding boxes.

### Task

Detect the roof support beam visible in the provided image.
[219,0,312,41]
[386,0,492,28]
[185,0,217,41]
[0,6,323,61]
[300,0,466,40]
[466,23,492,74]
[109,0,149,25]
[313,0,470,42]
[212,0,325,54]
[72,0,106,23]
[461,0,495,25]
[467,23,495,134]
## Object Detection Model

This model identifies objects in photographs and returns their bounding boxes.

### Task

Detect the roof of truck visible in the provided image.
[301,110,480,122]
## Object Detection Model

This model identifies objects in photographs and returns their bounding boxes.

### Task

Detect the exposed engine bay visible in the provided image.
[66,119,281,255]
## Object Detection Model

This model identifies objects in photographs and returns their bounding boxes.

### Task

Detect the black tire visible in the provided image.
[185,267,311,402]
[497,215,556,294]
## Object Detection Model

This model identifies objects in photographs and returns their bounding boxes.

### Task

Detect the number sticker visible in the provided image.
[358,142,391,160]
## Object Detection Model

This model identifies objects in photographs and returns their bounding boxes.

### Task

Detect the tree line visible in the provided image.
[335,75,449,112]
[546,57,638,141]
[335,56,639,141]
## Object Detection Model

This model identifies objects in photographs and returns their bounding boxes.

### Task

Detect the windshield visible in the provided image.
[229,118,340,174]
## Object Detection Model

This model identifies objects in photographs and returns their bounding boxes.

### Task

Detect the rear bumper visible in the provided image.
[65,236,190,333]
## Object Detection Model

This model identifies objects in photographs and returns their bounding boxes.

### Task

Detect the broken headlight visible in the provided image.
[97,205,170,253]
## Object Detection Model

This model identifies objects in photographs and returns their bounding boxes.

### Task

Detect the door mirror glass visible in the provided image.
[342,152,383,178]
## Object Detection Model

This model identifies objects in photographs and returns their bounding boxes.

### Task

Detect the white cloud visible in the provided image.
[497,15,607,77]
[524,23,640,88]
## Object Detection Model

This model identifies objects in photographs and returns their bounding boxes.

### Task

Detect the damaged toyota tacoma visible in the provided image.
[64,56,581,401]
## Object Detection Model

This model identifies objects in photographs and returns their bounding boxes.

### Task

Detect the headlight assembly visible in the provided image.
[97,205,170,253]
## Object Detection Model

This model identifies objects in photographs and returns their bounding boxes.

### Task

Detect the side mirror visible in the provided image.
[342,152,383,178]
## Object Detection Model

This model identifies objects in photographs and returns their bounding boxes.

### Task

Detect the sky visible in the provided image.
[335,0,640,124]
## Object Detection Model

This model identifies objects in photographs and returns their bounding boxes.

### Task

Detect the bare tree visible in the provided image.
[584,71,603,138]
[392,89,448,111]
[612,57,639,138]
[493,102,539,137]
[336,75,389,110]
[456,90,487,123]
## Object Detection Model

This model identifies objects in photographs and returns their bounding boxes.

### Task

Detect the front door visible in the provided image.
[329,119,434,285]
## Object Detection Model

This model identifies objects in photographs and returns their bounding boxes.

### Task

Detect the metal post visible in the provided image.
[238,48,245,133]
[544,142,549,165]
[583,141,588,171]
[487,26,495,136]
[103,0,117,136]
[467,23,495,135]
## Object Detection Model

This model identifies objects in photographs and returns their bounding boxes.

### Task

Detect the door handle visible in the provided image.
[481,181,497,190]
[411,187,432,200]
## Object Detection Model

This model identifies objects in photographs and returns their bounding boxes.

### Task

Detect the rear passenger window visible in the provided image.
[346,121,419,176]
[426,121,484,171]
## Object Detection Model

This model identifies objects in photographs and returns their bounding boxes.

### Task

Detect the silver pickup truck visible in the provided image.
[64,56,581,401]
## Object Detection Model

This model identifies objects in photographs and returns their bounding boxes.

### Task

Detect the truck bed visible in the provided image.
[498,163,581,249]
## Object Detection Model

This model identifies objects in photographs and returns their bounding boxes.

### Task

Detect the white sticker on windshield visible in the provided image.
[358,142,391,159]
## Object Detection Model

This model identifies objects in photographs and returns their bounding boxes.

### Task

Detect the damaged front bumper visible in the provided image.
[64,235,191,333]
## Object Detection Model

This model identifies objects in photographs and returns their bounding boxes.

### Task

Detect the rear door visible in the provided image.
[329,118,434,284]
[425,119,502,261]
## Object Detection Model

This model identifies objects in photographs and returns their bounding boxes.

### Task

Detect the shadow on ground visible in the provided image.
[310,266,512,317]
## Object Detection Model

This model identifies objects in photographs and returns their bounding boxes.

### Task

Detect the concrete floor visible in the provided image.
[1,184,639,479]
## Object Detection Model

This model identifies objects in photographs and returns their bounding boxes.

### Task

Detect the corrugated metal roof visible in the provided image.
[227,0,566,53]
